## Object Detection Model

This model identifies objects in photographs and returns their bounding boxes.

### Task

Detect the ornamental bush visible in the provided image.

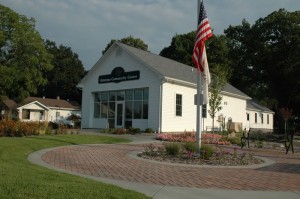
[0,120,48,137]
[200,145,215,160]
[156,132,230,145]
[165,142,180,156]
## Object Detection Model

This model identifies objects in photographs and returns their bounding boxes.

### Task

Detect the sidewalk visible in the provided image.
[28,131,300,199]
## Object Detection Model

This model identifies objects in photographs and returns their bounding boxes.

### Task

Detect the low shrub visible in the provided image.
[145,128,153,133]
[0,120,46,137]
[227,137,241,145]
[114,128,127,134]
[165,142,180,156]
[129,127,140,134]
[182,142,196,153]
[156,132,230,145]
[144,143,156,156]
[54,124,68,134]
[200,145,215,160]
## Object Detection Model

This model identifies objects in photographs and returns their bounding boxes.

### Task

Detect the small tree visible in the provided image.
[208,64,230,132]
[278,107,292,136]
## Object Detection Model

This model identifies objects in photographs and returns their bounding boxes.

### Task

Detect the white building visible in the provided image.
[77,42,274,132]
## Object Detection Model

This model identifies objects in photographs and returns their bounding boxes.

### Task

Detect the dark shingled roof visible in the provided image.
[118,42,250,99]
[1,99,17,109]
[246,99,274,113]
[17,97,80,110]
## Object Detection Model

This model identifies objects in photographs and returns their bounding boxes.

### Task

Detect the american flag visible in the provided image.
[192,0,212,104]
[192,0,212,73]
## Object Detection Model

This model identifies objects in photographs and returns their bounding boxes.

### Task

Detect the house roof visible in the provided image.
[78,41,250,99]
[246,99,274,113]
[16,97,80,110]
[117,42,251,99]
[1,99,16,109]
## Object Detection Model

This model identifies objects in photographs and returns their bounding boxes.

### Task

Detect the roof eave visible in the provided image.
[221,91,251,100]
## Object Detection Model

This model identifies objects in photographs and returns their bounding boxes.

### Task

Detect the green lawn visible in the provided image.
[0,134,151,199]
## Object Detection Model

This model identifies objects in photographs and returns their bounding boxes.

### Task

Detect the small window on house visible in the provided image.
[22,109,30,119]
[176,94,182,116]
[261,114,264,124]
[224,102,228,105]
[267,114,269,124]
[56,111,60,118]
[255,113,257,123]
[246,113,250,121]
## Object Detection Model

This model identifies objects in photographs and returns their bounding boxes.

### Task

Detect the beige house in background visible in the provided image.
[0,97,80,123]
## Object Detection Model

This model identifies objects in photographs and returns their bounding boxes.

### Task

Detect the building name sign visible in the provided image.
[98,67,140,84]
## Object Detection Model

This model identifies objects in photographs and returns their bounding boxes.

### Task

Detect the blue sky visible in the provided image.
[1,0,299,69]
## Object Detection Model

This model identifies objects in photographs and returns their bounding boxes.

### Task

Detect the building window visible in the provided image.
[261,114,264,124]
[246,113,250,121]
[94,93,100,118]
[255,113,257,123]
[267,114,269,124]
[22,109,30,119]
[176,94,182,116]
[224,102,228,105]
[202,104,207,118]
[94,88,149,121]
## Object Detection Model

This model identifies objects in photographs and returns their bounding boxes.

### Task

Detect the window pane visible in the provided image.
[143,88,149,100]
[176,94,182,105]
[100,92,109,102]
[125,90,133,100]
[94,93,100,102]
[94,103,100,118]
[134,89,143,100]
[176,105,182,116]
[143,101,148,119]
[100,102,108,118]
[108,119,115,128]
[117,91,125,101]
[125,120,132,129]
[108,102,115,118]
[22,109,30,119]
[125,101,133,119]
[176,94,182,116]
[109,92,116,101]
[134,101,142,119]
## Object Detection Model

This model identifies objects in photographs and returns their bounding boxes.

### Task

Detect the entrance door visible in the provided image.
[115,102,124,128]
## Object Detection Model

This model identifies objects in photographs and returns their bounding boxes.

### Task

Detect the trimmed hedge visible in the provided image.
[0,120,48,137]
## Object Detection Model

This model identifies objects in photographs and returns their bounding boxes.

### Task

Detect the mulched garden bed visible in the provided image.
[138,149,264,166]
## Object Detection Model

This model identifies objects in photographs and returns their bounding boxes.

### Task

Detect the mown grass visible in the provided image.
[0,134,150,199]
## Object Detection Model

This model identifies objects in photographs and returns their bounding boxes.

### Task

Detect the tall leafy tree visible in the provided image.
[160,32,196,66]
[37,40,86,102]
[160,32,232,76]
[225,9,300,116]
[0,5,53,101]
[102,36,149,55]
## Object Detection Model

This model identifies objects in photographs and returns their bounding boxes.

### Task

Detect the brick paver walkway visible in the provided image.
[41,144,300,191]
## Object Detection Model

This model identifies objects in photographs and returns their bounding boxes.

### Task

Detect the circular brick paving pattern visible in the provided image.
[41,144,300,191]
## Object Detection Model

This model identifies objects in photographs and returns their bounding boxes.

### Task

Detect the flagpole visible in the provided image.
[196,0,202,153]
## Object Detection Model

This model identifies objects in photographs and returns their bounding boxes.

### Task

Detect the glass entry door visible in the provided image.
[115,102,124,128]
